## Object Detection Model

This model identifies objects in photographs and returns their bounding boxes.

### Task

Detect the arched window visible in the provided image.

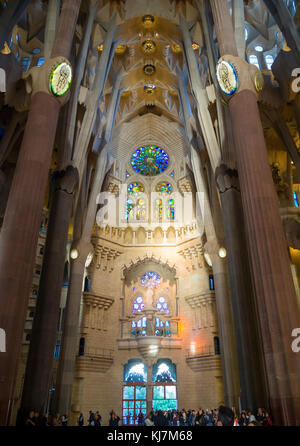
[21,57,31,72]
[123,360,147,425]
[136,198,146,221]
[166,198,175,221]
[265,54,274,70]
[249,54,260,69]
[132,296,145,314]
[126,199,134,221]
[154,198,163,222]
[152,359,177,411]
[156,296,170,314]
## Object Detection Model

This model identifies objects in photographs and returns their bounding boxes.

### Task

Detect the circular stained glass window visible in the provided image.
[128,182,144,195]
[156,297,169,314]
[131,146,169,176]
[141,271,161,288]
[132,296,145,313]
[156,182,173,195]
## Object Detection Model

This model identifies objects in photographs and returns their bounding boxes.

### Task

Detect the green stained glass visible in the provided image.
[128,182,144,195]
[123,386,135,399]
[136,199,146,221]
[152,400,177,411]
[156,182,173,195]
[136,386,147,399]
[126,199,134,221]
[154,199,162,222]
[131,146,169,176]
[153,386,164,399]
[166,198,175,221]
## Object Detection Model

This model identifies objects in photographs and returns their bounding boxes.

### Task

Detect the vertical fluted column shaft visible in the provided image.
[211,0,300,425]
[0,0,81,426]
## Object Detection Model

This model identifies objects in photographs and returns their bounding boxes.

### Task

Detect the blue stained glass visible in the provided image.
[141,271,161,288]
[131,146,169,176]
[294,191,299,208]
[124,360,147,383]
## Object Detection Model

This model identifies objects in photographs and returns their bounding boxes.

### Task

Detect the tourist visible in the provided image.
[25,411,36,427]
[77,413,84,426]
[109,411,120,426]
[60,413,69,426]
[145,414,154,426]
[216,406,235,426]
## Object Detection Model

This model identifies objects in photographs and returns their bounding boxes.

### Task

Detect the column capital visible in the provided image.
[24,56,72,105]
[217,55,264,101]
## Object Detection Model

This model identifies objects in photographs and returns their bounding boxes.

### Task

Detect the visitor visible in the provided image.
[137,411,144,426]
[77,413,84,426]
[262,411,273,426]
[145,414,154,426]
[94,414,102,426]
[109,410,120,426]
[239,411,247,426]
[88,410,95,426]
[195,409,206,426]
[25,411,36,427]
[256,407,265,423]
[205,410,214,426]
[33,411,41,426]
[60,413,69,426]
[216,406,234,426]
[41,413,49,427]
[51,414,60,426]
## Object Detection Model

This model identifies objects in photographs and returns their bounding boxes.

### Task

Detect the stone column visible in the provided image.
[53,242,91,416]
[53,147,109,415]
[211,0,300,425]
[216,165,267,411]
[19,167,78,420]
[191,146,240,408]
[0,0,81,426]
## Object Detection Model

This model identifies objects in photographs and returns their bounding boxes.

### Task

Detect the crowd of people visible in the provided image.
[23,406,272,427]
[141,407,272,426]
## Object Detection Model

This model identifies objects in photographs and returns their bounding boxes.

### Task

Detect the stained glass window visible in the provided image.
[126,199,134,221]
[154,199,163,222]
[156,182,173,195]
[132,296,145,314]
[141,272,161,288]
[136,199,146,221]
[131,317,147,336]
[124,360,147,382]
[155,318,171,337]
[156,296,170,314]
[128,182,144,195]
[153,359,177,383]
[166,199,175,221]
[131,146,169,176]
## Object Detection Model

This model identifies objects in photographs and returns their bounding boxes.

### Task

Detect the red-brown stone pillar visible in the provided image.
[0,0,81,426]
[211,0,300,425]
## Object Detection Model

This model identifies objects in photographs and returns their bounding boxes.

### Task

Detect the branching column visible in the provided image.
[211,0,300,425]
[0,0,81,425]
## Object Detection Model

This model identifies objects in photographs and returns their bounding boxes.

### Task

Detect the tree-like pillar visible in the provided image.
[19,167,78,421]
[211,0,300,425]
[216,165,267,411]
[0,0,81,426]
[191,147,240,408]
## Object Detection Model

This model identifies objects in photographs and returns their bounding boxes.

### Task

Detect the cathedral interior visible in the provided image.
[1,0,300,427]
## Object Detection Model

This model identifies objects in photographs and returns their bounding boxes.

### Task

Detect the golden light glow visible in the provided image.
[70,249,79,260]
[1,41,11,55]
[192,43,200,50]
[142,39,156,54]
[218,247,227,259]
[171,43,182,54]
[115,44,127,55]
[97,44,104,52]
[142,14,155,29]
[204,252,212,267]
